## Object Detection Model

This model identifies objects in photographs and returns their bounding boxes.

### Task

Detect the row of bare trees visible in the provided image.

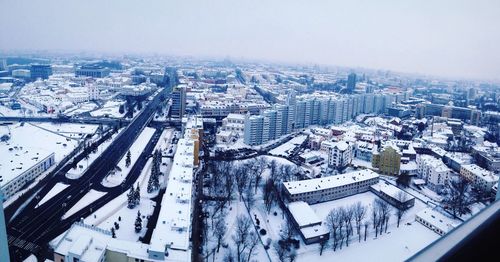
[321,199,404,255]
[203,157,301,262]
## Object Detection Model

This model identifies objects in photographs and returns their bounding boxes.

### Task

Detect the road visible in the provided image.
[6,88,169,261]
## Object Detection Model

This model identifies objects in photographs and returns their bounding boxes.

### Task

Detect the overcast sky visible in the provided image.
[1,0,499,80]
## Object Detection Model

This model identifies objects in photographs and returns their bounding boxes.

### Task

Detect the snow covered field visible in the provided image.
[204,167,449,262]
[90,100,125,118]
[63,102,98,116]
[34,122,98,136]
[36,183,69,207]
[101,127,155,187]
[1,122,83,193]
[62,189,106,219]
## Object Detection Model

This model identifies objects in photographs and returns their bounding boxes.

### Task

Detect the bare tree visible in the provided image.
[353,202,367,242]
[326,208,345,251]
[232,215,252,262]
[263,178,275,213]
[234,165,249,201]
[375,199,391,235]
[224,166,235,204]
[245,232,259,262]
[243,185,255,210]
[253,157,267,193]
[443,175,476,218]
[319,237,328,256]
[363,221,369,241]
[273,241,288,262]
[269,160,279,181]
[288,248,297,262]
[223,250,235,262]
[279,220,295,241]
[214,213,227,253]
[343,205,354,247]
[371,206,380,237]
[395,191,408,228]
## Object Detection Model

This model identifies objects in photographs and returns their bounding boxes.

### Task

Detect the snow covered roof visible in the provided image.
[416,209,458,234]
[461,164,498,183]
[225,113,246,120]
[370,181,414,201]
[283,169,379,195]
[333,141,349,151]
[150,117,201,257]
[50,222,190,262]
[400,161,418,171]
[288,201,322,228]
[0,123,81,187]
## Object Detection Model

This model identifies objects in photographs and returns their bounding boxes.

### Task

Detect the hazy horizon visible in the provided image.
[1,0,499,81]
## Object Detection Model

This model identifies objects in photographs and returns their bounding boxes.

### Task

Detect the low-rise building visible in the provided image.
[282,169,379,204]
[370,181,415,210]
[353,141,376,162]
[286,201,329,245]
[51,221,190,262]
[415,208,458,236]
[221,113,245,133]
[1,148,55,200]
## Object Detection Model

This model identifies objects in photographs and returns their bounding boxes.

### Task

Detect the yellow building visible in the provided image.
[373,145,401,176]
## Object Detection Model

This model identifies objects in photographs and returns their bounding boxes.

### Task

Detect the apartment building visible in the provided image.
[460,164,499,193]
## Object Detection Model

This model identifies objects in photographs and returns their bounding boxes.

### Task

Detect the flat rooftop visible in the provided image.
[288,201,322,227]
[283,169,379,195]
[416,208,458,234]
[371,181,415,201]
[0,123,81,187]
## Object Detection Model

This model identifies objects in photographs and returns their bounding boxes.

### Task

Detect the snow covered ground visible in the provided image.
[269,135,307,157]
[36,183,69,208]
[62,189,107,219]
[66,129,123,179]
[205,168,448,262]
[204,198,270,262]
[1,122,83,195]
[83,129,175,242]
[90,100,125,118]
[63,102,98,116]
[296,222,438,262]
[101,127,155,187]
[34,122,99,136]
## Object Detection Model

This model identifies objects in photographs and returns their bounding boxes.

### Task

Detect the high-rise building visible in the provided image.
[0,59,7,71]
[30,64,52,80]
[164,66,178,90]
[263,110,277,141]
[286,90,296,131]
[347,73,357,93]
[171,85,186,119]
[274,104,289,137]
[244,114,265,145]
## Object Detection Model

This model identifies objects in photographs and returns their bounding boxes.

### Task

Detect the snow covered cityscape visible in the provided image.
[1,1,499,262]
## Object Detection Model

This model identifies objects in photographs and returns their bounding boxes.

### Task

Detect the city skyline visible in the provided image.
[1,0,500,81]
